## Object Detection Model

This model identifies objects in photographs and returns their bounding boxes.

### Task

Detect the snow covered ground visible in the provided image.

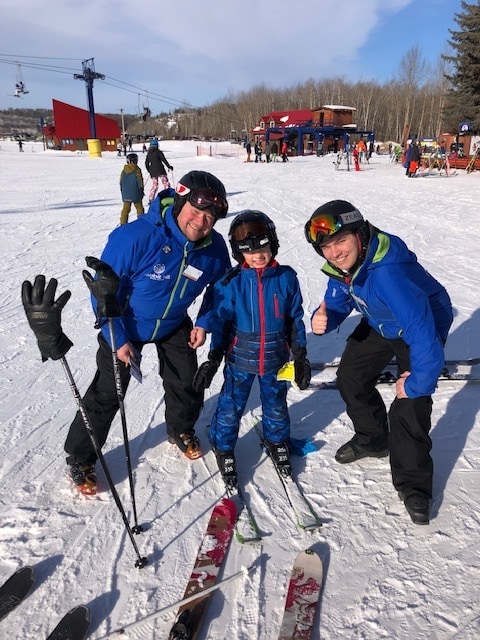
[1,139,479,639]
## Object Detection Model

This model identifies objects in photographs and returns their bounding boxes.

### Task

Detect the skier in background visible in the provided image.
[119,153,144,225]
[145,140,173,203]
[304,200,453,525]
[193,210,311,490]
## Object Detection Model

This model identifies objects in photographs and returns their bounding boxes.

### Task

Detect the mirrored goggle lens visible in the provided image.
[306,214,344,244]
[231,220,269,242]
[188,188,228,218]
[233,235,270,253]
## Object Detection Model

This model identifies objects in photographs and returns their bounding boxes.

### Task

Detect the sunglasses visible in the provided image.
[305,210,362,246]
[183,187,228,218]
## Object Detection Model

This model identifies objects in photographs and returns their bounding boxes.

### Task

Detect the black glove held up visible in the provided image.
[192,350,224,392]
[21,275,73,362]
[294,353,312,390]
[82,257,121,325]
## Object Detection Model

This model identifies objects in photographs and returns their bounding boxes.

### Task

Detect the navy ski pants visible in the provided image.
[209,363,290,452]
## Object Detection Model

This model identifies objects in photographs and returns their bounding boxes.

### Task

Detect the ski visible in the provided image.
[310,357,480,371]
[308,372,480,390]
[46,605,90,640]
[254,424,322,531]
[226,486,263,544]
[203,425,261,544]
[102,567,252,637]
[0,566,35,621]
[168,498,237,640]
[278,549,323,640]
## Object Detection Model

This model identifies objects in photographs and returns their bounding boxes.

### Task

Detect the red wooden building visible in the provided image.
[43,100,120,152]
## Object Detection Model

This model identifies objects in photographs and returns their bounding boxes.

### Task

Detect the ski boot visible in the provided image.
[266,441,292,477]
[170,433,203,460]
[69,463,97,495]
[214,450,238,491]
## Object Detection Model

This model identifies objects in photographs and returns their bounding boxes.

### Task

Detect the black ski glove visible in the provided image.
[293,350,312,390]
[82,257,121,327]
[21,275,73,362]
[192,350,224,392]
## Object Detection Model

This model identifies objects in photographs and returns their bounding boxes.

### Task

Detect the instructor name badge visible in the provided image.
[183,265,203,281]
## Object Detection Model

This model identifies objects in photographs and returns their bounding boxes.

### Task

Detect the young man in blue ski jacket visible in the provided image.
[193,210,311,490]
[64,170,231,494]
[305,200,453,525]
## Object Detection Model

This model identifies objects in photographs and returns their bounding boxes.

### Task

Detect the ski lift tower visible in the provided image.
[74,58,105,141]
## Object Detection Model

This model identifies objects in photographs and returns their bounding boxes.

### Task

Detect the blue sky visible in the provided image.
[0,0,464,115]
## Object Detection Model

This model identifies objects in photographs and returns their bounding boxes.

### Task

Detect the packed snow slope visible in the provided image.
[0,140,479,639]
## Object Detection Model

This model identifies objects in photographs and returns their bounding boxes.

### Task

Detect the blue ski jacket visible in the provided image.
[96,191,231,347]
[119,163,143,203]
[210,261,307,376]
[317,226,453,398]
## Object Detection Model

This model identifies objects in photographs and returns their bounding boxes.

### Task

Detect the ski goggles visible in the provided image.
[176,184,228,218]
[230,220,271,253]
[304,209,362,247]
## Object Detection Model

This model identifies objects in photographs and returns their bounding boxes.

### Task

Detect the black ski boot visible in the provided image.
[266,441,291,477]
[214,450,238,490]
[69,462,97,495]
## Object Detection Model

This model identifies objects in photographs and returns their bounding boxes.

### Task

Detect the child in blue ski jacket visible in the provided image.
[305,199,453,526]
[193,210,311,489]
[119,153,144,224]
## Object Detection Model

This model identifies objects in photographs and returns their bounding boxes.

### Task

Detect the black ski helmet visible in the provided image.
[229,210,279,263]
[173,170,228,220]
[127,153,138,164]
[304,200,364,256]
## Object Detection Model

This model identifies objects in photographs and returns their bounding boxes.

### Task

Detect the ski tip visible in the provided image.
[46,605,90,640]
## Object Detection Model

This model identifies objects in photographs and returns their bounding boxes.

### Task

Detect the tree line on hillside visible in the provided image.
[2,3,477,145]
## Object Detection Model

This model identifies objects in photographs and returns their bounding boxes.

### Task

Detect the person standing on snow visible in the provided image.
[119,153,144,225]
[145,139,173,203]
[193,211,311,490]
[304,200,453,525]
[63,171,231,495]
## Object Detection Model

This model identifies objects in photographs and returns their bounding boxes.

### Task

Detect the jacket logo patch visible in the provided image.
[146,263,171,281]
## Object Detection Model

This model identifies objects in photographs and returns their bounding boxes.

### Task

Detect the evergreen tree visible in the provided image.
[443,1,480,132]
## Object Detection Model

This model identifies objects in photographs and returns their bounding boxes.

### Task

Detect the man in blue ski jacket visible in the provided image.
[64,170,231,494]
[305,200,453,525]
[193,210,311,490]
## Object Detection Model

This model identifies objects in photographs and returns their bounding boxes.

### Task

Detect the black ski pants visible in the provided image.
[336,320,434,497]
[64,317,203,466]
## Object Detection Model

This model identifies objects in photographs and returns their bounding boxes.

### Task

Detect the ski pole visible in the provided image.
[60,356,148,569]
[101,564,255,637]
[107,318,143,534]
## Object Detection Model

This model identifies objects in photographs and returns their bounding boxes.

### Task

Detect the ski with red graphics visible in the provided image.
[168,498,237,640]
[278,549,323,639]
